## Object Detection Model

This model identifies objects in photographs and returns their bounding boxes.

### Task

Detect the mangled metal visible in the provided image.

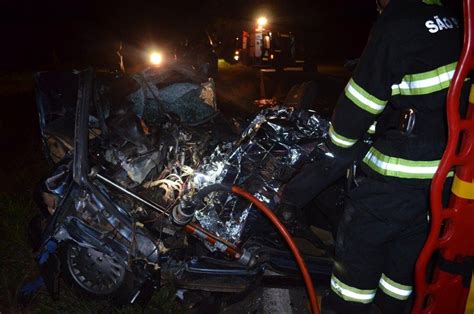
[190,106,331,244]
[31,67,346,306]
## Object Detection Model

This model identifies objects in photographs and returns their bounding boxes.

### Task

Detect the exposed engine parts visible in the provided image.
[171,199,197,226]
[31,67,346,306]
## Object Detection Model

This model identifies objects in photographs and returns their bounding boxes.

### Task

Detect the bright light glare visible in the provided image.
[257,16,268,27]
[234,55,239,61]
[149,52,163,65]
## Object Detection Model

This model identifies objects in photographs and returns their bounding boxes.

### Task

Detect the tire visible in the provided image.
[61,242,142,305]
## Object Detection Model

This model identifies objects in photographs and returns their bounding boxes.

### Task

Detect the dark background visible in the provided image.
[0,0,380,196]
[0,0,377,70]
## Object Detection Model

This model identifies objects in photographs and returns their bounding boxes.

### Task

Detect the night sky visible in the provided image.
[0,0,377,69]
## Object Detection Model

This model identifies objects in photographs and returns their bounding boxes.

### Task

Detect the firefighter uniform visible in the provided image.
[323,0,463,313]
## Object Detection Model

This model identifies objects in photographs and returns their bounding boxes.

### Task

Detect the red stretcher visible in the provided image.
[413,0,474,312]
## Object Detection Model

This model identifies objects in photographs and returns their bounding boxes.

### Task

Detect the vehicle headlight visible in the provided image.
[149,52,163,65]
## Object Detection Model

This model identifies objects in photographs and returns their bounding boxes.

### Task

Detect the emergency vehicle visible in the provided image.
[234,16,296,68]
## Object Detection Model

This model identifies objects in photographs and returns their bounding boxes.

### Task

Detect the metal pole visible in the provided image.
[96,173,170,217]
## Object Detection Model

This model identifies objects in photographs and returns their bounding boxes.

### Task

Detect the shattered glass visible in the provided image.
[129,66,218,126]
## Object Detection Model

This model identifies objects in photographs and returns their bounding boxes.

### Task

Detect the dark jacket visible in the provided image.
[329,0,465,184]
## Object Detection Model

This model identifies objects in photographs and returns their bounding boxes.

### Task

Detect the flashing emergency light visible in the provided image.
[257,16,268,28]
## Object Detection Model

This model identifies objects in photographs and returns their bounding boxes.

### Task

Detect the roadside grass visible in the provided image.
[0,192,38,313]
[31,285,183,314]
[0,63,341,313]
[0,71,184,312]
[0,62,258,312]
[0,165,184,313]
[215,60,261,118]
[0,62,335,312]
[0,71,35,96]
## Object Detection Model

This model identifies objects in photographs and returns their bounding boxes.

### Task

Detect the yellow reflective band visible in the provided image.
[469,84,474,104]
[422,0,443,6]
[363,147,441,179]
[329,125,358,148]
[391,62,456,96]
[345,79,387,114]
[451,174,474,200]
[330,275,376,304]
[378,274,412,301]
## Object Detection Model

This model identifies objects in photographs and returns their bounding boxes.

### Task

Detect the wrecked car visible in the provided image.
[29,64,365,308]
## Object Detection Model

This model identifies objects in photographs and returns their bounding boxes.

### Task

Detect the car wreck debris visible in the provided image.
[31,67,346,306]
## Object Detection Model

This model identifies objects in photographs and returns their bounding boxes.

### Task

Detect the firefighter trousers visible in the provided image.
[322,177,431,314]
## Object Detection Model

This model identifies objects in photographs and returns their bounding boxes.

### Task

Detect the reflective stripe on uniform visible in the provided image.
[345,78,388,115]
[331,274,376,304]
[378,274,412,300]
[363,147,441,179]
[391,62,457,96]
[367,121,377,134]
[422,0,443,6]
[329,125,358,148]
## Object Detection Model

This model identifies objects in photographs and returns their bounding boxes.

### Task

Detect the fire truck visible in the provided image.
[233,16,296,68]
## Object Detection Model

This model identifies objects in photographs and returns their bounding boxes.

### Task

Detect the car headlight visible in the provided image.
[149,52,163,65]
[234,50,240,61]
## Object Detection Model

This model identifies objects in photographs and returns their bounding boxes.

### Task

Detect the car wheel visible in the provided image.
[65,243,126,297]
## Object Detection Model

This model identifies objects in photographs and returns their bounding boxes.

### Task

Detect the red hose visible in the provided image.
[232,186,320,314]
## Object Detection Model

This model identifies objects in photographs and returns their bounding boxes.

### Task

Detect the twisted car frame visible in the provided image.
[30,65,364,308]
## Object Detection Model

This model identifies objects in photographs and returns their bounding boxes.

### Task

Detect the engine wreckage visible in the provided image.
[30,65,364,307]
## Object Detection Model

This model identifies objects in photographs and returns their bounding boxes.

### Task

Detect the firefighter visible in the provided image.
[322,0,464,313]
